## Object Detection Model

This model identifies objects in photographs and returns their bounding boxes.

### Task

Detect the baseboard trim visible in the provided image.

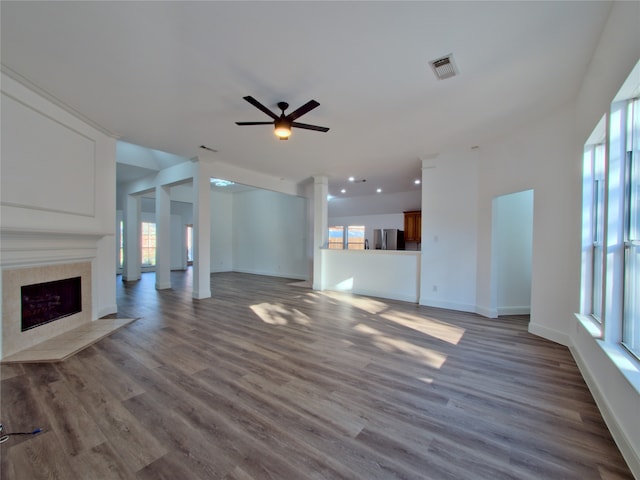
[419,297,477,313]
[570,343,640,478]
[350,288,417,303]
[475,305,498,318]
[528,322,570,346]
[192,289,211,300]
[231,268,307,281]
[97,304,118,319]
[497,306,531,316]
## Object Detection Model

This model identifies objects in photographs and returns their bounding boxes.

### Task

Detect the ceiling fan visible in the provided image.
[236,95,329,140]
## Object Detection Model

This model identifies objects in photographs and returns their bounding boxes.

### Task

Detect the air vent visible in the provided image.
[429,54,458,80]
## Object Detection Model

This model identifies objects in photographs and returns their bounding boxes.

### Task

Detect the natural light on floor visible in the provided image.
[354,323,447,369]
[316,290,389,314]
[250,302,312,326]
[380,310,465,345]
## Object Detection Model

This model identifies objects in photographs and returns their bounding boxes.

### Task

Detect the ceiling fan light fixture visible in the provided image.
[274,118,291,139]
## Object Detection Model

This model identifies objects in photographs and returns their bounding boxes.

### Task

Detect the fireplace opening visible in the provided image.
[21,277,82,331]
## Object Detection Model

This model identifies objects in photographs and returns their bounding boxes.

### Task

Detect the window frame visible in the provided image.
[346,225,366,250]
[328,225,345,249]
[580,96,640,366]
[141,221,157,267]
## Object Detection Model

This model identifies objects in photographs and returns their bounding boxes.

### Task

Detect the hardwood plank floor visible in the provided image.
[1,270,633,479]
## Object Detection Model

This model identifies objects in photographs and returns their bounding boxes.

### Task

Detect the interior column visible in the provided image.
[122,193,141,282]
[192,161,212,299]
[312,175,328,290]
[155,184,171,289]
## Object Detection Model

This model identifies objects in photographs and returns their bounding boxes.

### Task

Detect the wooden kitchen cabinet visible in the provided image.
[404,210,422,242]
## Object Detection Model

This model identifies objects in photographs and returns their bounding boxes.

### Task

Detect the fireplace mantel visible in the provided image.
[0,227,112,267]
[1,227,114,359]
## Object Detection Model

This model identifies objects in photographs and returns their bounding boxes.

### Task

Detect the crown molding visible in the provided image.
[1,63,119,139]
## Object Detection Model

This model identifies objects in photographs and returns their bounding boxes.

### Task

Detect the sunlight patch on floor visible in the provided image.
[250,302,311,326]
[317,290,389,314]
[354,323,446,369]
[380,310,465,345]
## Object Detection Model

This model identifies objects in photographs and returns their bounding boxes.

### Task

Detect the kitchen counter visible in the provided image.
[319,249,421,302]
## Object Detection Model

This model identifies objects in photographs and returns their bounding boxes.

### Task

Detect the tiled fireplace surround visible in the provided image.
[1,229,102,360]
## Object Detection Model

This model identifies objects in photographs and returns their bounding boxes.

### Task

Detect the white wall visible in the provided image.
[420,150,479,312]
[0,72,117,322]
[211,189,233,272]
[170,214,186,270]
[321,250,421,303]
[232,189,307,279]
[493,189,533,315]
[329,190,421,217]
[476,103,577,340]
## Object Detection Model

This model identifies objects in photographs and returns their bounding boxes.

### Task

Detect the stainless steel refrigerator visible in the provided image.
[373,229,405,250]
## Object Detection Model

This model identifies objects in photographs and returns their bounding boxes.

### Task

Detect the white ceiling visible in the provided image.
[1,1,612,197]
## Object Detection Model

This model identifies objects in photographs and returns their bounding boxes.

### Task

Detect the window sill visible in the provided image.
[575,313,640,395]
[575,313,602,337]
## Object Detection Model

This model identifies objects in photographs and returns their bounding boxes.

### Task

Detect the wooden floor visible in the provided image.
[1,270,633,479]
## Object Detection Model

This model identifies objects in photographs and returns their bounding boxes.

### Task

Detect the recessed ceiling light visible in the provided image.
[376,188,382,193]
[341,189,346,193]
[348,176,355,182]
[210,178,234,187]
[414,179,421,185]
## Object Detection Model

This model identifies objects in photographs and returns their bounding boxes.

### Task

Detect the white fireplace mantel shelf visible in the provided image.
[0,227,113,267]
[0,226,113,239]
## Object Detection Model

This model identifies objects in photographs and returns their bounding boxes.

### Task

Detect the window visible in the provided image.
[141,222,156,267]
[347,225,365,250]
[119,220,124,269]
[591,143,606,321]
[580,60,640,365]
[328,225,367,249]
[328,226,344,249]
[623,98,640,359]
[186,224,193,265]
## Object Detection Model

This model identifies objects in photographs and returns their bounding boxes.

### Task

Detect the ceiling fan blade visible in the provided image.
[287,100,320,121]
[242,96,278,120]
[291,121,330,132]
[235,121,274,126]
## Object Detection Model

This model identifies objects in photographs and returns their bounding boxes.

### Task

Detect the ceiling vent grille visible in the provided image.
[429,54,458,80]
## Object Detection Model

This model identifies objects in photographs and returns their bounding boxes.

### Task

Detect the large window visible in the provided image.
[328,226,345,249]
[588,143,606,321]
[186,224,193,265]
[582,88,640,362]
[623,98,640,359]
[328,225,366,249]
[119,220,124,269]
[141,222,156,267]
[347,226,365,250]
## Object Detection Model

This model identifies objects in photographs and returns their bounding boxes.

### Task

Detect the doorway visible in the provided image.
[492,189,534,316]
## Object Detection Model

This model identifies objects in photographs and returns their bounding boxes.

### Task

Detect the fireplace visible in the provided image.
[2,261,92,358]
[21,276,82,332]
